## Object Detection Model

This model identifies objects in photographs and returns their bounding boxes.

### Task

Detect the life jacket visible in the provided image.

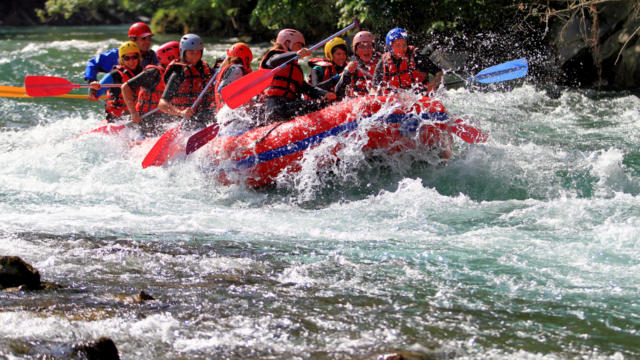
[135,64,165,115]
[381,46,427,90]
[349,52,380,97]
[105,65,138,117]
[307,58,339,84]
[259,49,305,100]
[166,59,213,112]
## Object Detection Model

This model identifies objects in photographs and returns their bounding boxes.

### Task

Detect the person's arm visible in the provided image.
[84,48,118,82]
[415,49,443,88]
[88,71,118,100]
[159,72,195,119]
[217,66,246,94]
[334,70,353,99]
[264,51,299,69]
[122,68,159,123]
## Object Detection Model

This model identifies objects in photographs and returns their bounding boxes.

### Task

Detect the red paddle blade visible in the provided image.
[141,123,185,168]
[185,123,220,155]
[89,124,127,135]
[24,75,75,97]
[449,119,488,144]
[221,68,275,109]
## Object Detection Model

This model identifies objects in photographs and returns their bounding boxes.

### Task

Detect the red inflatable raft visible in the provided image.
[204,95,485,187]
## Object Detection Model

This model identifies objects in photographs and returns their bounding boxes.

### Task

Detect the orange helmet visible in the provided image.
[353,31,374,52]
[156,41,180,66]
[276,29,305,50]
[227,42,253,72]
[128,22,153,38]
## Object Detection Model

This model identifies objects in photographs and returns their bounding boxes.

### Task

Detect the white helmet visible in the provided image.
[276,29,305,50]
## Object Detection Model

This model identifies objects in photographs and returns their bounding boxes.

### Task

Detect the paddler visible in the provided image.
[157,34,217,130]
[84,22,158,83]
[120,41,180,136]
[213,42,253,113]
[335,30,381,98]
[88,41,143,122]
[260,28,336,124]
[308,37,348,92]
[372,27,443,95]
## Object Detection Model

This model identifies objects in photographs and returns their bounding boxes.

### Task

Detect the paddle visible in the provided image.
[0,85,106,99]
[141,73,217,168]
[221,19,359,109]
[444,58,528,86]
[24,75,120,97]
[88,108,161,135]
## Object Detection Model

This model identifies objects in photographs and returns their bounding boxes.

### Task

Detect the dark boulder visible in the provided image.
[0,256,42,290]
[72,337,120,360]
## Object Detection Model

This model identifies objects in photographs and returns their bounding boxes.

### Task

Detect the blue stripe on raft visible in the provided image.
[230,111,448,169]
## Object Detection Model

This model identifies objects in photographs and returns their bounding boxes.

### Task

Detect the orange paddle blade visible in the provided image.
[220,68,275,109]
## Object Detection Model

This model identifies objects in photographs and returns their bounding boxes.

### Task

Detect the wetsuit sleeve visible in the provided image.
[84,48,119,82]
[316,76,338,92]
[94,72,117,97]
[217,66,246,94]
[300,81,327,99]
[372,60,384,87]
[414,49,441,75]
[263,51,299,69]
[334,71,353,99]
[127,68,160,92]
[161,71,185,101]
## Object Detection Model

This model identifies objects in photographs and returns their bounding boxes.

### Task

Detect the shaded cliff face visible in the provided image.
[551,1,640,90]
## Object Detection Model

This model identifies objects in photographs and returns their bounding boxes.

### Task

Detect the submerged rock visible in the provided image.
[72,337,120,360]
[0,256,42,290]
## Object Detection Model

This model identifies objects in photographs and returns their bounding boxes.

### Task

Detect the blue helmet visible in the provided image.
[385,27,408,49]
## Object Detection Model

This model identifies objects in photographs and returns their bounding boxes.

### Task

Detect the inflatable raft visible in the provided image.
[205,95,467,187]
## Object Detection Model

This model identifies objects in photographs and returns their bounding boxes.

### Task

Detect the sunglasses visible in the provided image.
[133,35,153,41]
[122,54,140,61]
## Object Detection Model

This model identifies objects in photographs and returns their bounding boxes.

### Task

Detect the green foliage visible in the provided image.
[250,0,337,40]
[36,0,530,40]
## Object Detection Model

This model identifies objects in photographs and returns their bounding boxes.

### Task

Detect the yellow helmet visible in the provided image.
[118,41,141,61]
[324,37,347,62]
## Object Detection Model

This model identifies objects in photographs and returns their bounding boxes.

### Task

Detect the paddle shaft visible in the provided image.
[222,20,358,108]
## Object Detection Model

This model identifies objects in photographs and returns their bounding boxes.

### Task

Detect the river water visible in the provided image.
[1,25,639,359]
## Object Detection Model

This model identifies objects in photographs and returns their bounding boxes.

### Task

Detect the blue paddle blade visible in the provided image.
[469,58,528,84]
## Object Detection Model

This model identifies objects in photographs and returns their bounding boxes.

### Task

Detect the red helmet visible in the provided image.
[276,29,305,50]
[128,22,153,38]
[353,31,375,51]
[227,42,253,72]
[156,41,180,66]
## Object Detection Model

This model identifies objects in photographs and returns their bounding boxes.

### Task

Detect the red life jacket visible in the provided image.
[166,59,213,112]
[105,65,138,117]
[381,46,427,90]
[259,49,305,100]
[135,64,165,115]
[349,52,380,97]
[307,58,338,84]
[213,63,231,112]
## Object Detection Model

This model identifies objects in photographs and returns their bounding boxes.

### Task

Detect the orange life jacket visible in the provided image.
[166,59,213,112]
[349,52,380,97]
[259,49,305,100]
[381,46,426,90]
[105,65,138,117]
[135,64,165,115]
